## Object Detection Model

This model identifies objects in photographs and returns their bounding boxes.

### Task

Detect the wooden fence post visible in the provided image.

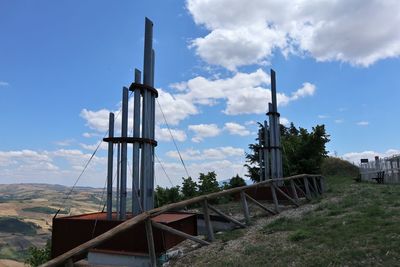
[240,191,250,224]
[202,199,214,242]
[270,183,280,213]
[145,219,157,267]
[312,176,320,195]
[319,176,326,193]
[303,177,312,200]
[290,179,299,203]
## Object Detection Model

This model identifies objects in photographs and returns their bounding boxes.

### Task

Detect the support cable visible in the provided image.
[156,99,191,178]
[54,91,134,219]
[155,153,174,188]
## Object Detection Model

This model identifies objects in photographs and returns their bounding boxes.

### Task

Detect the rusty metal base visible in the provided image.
[51,212,197,259]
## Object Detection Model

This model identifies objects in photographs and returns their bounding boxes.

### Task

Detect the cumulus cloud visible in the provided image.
[177,69,316,115]
[357,121,369,126]
[187,0,400,69]
[224,122,250,136]
[0,148,106,185]
[80,69,315,134]
[342,149,400,164]
[155,126,187,142]
[0,81,9,87]
[280,117,290,126]
[188,123,221,142]
[166,146,244,161]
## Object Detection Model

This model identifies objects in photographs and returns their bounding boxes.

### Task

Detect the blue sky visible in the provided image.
[1,0,400,187]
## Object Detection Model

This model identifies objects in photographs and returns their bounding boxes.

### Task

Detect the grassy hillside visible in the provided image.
[173,174,400,266]
[0,183,103,262]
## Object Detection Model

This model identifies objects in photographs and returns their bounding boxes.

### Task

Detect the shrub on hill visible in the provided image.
[321,157,359,177]
[245,123,330,182]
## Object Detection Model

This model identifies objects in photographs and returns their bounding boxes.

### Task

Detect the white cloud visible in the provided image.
[318,115,329,119]
[79,142,108,151]
[82,132,101,138]
[80,108,110,132]
[0,148,106,185]
[334,119,344,124]
[342,149,400,164]
[54,139,75,147]
[80,88,198,131]
[187,0,400,69]
[155,126,187,142]
[0,81,9,87]
[177,69,316,115]
[155,158,246,187]
[245,120,256,126]
[290,82,316,100]
[80,69,315,135]
[188,123,221,142]
[224,122,250,136]
[357,121,369,126]
[166,146,244,161]
[280,117,290,126]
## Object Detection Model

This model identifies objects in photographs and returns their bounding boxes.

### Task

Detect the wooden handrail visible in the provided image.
[40,174,322,267]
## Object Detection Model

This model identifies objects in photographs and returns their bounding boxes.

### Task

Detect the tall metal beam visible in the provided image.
[270,69,277,112]
[106,113,114,220]
[141,17,154,211]
[119,87,129,219]
[132,69,141,215]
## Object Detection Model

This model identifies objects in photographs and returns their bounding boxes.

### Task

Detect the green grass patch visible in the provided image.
[178,175,400,267]
[0,217,38,235]
[216,228,245,243]
[288,229,311,241]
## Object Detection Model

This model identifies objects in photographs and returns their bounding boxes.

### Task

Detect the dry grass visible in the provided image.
[169,176,400,266]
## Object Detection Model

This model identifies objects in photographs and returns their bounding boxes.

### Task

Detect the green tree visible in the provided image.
[154,185,181,207]
[245,122,330,182]
[25,241,51,267]
[198,171,220,195]
[181,176,198,199]
[228,174,246,188]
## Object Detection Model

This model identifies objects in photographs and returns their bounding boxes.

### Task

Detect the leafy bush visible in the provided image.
[245,123,330,182]
[181,176,198,199]
[228,174,246,188]
[154,186,181,207]
[25,241,51,267]
[198,171,220,195]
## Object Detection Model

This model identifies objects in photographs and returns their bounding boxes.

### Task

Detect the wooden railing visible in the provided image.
[40,174,325,267]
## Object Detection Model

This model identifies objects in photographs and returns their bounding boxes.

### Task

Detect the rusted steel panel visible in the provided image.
[51,212,197,259]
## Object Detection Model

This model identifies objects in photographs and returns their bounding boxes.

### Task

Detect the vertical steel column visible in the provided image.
[268,103,277,180]
[263,120,270,180]
[116,143,120,218]
[119,87,129,219]
[141,17,153,211]
[106,113,115,220]
[132,69,141,215]
[270,70,277,113]
[258,128,264,181]
[148,49,155,209]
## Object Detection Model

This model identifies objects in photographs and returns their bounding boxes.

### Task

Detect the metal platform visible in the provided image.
[51,212,197,260]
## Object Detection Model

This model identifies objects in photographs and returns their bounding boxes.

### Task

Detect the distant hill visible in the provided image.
[0,183,103,263]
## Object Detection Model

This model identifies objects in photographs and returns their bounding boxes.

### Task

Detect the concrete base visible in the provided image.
[87,250,152,267]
